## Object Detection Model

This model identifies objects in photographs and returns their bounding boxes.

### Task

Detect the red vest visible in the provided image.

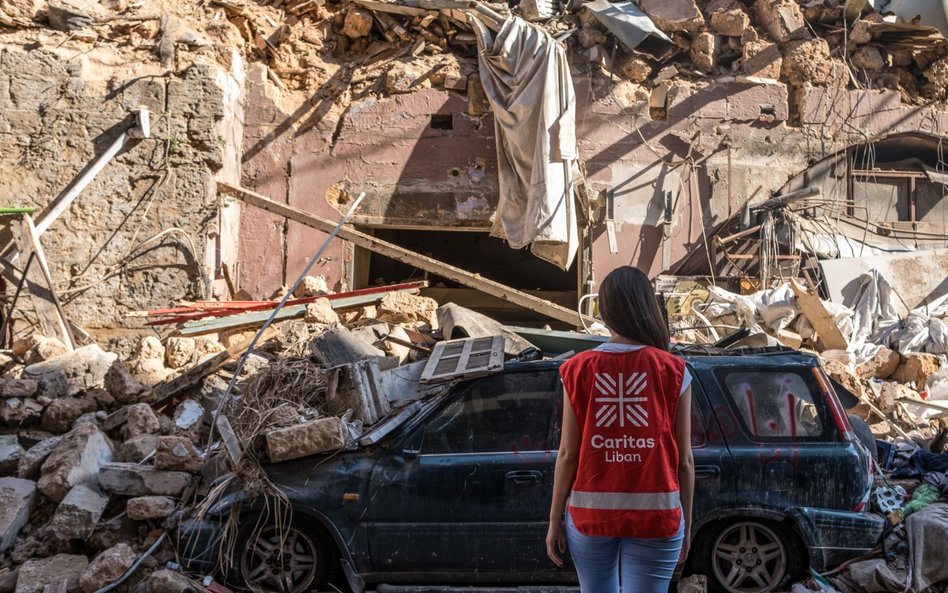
[559,345,685,538]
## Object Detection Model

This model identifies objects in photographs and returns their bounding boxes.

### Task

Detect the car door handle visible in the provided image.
[505,470,543,485]
[695,465,721,478]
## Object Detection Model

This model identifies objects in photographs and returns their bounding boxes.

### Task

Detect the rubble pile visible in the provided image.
[0,276,514,591]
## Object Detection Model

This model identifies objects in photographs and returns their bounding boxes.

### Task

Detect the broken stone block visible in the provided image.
[638,0,704,32]
[114,435,159,463]
[38,423,113,503]
[690,32,718,72]
[48,484,109,539]
[753,0,806,42]
[376,292,438,326]
[619,54,652,83]
[894,353,943,387]
[127,337,172,386]
[856,347,900,380]
[104,363,146,405]
[154,436,202,472]
[41,397,96,434]
[878,382,917,414]
[677,574,707,593]
[47,1,95,32]
[0,478,37,551]
[25,337,69,365]
[17,437,62,480]
[304,298,340,326]
[15,554,88,593]
[0,435,24,475]
[922,56,948,88]
[80,543,137,593]
[850,19,873,45]
[0,398,43,428]
[192,337,225,365]
[98,462,191,496]
[742,40,782,79]
[782,38,835,87]
[823,360,864,399]
[709,8,749,36]
[126,496,176,521]
[164,337,195,370]
[24,344,118,398]
[172,400,203,443]
[0,379,38,399]
[0,568,17,593]
[266,417,347,463]
[294,275,330,298]
[386,60,434,94]
[851,46,884,70]
[342,7,373,38]
[124,403,161,440]
[136,569,192,593]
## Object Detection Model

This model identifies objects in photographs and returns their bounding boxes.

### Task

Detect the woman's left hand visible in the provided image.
[546,519,566,567]
[678,532,691,563]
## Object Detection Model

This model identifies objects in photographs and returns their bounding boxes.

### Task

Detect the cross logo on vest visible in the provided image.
[594,372,648,428]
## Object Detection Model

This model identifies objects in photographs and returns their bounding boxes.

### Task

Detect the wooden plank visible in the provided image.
[215,414,243,465]
[790,279,848,351]
[352,0,428,16]
[220,182,588,327]
[13,215,74,349]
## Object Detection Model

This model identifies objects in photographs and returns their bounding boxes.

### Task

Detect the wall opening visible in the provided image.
[430,114,454,130]
[354,229,579,326]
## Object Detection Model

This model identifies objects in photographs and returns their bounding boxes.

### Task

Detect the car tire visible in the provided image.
[691,519,805,593]
[229,511,336,593]
[848,413,877,461]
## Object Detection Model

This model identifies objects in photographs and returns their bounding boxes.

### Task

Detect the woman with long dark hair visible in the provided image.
[546,265,694,593]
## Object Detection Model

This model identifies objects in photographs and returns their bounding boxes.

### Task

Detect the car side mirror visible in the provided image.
[400,431,423,460]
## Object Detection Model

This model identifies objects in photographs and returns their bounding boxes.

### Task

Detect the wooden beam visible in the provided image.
[790,279,848,351]
[13,215,74,349]
[219,182,588,327]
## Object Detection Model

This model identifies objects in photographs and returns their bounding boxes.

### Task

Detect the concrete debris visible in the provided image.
[47,484,109,540]
[37,423,113,503]
[154,436,202,472]
[342,6,374,39]
[677,573,708,593]
[0,435,24,475]
[123,403,161,440]
[41,397,96,433]
[14,554,88,593]
[781,38,838,86]
[114,435,159,464]
[0,379,38,399]
[709,8,750,37]
[894,353,943,387]
[163,337,195,370]
[266,416,348,462]
[309,325,386,366]
[133,569,192,593]
[638,0,704,32]
[171,400,203,443]
[620,54,653,83]
[25,338,69,366]
[856,347,901,380]
[17,437,62,480]
[47,1,96,32]
[304,297,341,325]
[0,478,37,552]
[103,364,146,406]
[24,345,118,399]
[98,462,191,496]
[126,496,176,521]
[753,0,807,42]
[79,544,137,593]
[852,46,886,70]
[0,399,43,427]
[690,31,718,72]
[294,275,331,298]
[376,292,439,326]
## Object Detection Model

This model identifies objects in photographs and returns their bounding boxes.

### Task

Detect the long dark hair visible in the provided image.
[597,266,670,351]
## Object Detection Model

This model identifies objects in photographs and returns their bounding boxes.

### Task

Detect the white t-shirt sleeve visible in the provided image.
[680,367,692,396]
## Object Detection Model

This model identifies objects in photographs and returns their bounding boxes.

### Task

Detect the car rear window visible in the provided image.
[716,369,832,441]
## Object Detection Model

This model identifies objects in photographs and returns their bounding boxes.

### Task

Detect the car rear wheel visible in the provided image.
[232,515,334,593]
[694,520,804,593]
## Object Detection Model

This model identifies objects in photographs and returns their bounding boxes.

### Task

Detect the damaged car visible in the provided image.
[177,345,884,593]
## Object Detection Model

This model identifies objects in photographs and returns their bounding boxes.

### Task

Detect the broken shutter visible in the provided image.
[420,336,505,384]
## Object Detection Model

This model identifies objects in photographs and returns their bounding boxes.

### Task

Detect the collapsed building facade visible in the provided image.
[1,0,946,340]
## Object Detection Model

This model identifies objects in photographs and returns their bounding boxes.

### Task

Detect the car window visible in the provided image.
[422,371,557,454]
[718,370,828,440]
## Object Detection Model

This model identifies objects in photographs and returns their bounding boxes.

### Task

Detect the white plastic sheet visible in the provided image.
[472,17,579,270]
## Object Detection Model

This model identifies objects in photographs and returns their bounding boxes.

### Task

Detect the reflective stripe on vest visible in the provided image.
[569,490,680,511]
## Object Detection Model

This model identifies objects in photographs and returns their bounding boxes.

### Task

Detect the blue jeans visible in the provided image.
[565,511,684,593]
